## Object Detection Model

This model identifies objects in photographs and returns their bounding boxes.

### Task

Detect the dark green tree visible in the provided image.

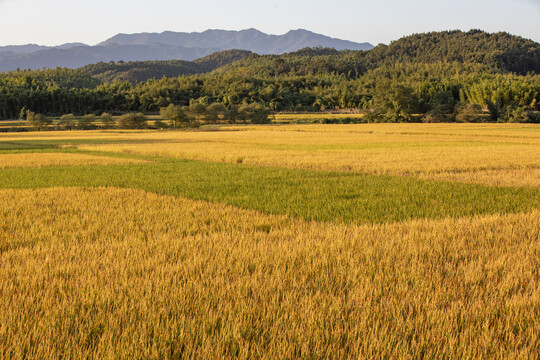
[373,82,418,122]
[159,104,190,128]
[205,103,226,122]
[455,103,484,122]
[118,113,147,129]
[238,103,271,124]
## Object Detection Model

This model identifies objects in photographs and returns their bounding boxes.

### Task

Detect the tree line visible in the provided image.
[20,99,271,131]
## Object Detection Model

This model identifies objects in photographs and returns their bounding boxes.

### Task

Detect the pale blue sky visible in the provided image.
[0,0,538,46]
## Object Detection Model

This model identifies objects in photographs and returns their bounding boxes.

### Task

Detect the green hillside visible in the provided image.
[80,50,253,83]
[215,30,540,77]
[364,30,540,74]
[80,60,202,83]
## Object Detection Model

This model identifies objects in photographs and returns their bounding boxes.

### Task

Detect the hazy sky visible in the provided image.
[0,0,539,46]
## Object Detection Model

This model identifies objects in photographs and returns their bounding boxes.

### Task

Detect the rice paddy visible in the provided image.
[0,153,147,168]
[0,123,539,359]
[61,123,540,188]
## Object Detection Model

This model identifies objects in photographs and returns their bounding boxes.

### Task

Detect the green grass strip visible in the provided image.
[0,159,538,225]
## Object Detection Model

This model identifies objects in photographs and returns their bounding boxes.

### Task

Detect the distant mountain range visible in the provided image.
[99,29,373,54]
[0,29,373,72]
[0,43,89,57]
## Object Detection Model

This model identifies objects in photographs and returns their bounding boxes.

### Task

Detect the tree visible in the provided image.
[455,103,484,123]
[78,114,97,130]
[26,110,51,130]
[100,113,115,129]
[205,103,226,122]
[159,104,189,128]
[224,105,240,124]
[58,113,76,130]
[238,103,271,124]
[19,106,27,120]
[485,100,500,122]
[118,113,147,129]
[373,82,418,122]
[187,102,207,119]
[504,107,540,123]
[422,91,456,122]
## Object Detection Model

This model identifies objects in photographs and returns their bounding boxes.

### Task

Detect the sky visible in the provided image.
[0,0,539,46]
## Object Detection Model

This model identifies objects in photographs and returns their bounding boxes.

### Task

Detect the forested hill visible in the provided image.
[363,30,540,74]
[79,30,540,83]
[193,50,253,71]
[80,50,253,83]
[80,60,201,83]
[215,30,540,77]
[0,68,100,90]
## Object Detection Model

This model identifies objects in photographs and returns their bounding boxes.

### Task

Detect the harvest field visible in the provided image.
[70,123,540,188]
[0,153,147,168]
[1,123,539,358]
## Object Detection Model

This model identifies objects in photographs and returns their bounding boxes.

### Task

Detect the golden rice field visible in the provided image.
[1,187,539,359]
[1,123,539,359]
[63,123,540,188]
[0,153,147,168]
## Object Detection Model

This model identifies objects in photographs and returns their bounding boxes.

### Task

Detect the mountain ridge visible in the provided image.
[0,44,218,72]
[98,28,373,54]
[0,29,373,72]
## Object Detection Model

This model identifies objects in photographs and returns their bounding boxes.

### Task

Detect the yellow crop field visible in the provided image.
[0,153,147,168]
[1,123,539,358]
[4,123,536,142]
[71,123,540,188]
[1,187,539,359]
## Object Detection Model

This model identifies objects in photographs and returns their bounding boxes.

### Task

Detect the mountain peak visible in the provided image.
[55,43,88,50]
[241,28,265,33]
[286,29,313,34]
